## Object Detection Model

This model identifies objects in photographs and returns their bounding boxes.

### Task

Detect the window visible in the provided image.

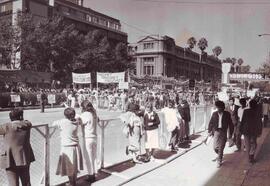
[143,65,154,75]
[92,16,98,23]
[143,57,154,62]
[86,14,91,22]
[115,24,121,30]
[99,18,107,26]
[0,2,12,13]
[143,43,154,49]
[109,22,115,29]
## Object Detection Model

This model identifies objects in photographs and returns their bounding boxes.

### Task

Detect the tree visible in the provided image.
[197,37,208,52]
[237,58,244,72]
[187,37,197,50]
[212,46,222,58]
[1,13,132,83]
[0,18,13,69]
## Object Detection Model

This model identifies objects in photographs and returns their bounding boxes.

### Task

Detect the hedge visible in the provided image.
[0,92,67,108]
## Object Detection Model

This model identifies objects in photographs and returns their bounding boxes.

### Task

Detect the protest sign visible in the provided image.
[97,72,125,83]
[72,73,91,84]
[10,95,21,102]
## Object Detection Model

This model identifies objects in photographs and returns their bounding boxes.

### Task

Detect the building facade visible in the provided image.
[0,0,127,69]
[129,35,222,83]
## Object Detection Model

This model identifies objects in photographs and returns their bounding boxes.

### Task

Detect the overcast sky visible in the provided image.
[85,0,270,70]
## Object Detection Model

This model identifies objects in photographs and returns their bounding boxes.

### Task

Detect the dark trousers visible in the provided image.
[213,130,227,162]
[184,120,190,138]
[263,115,268,127]
[233,123,242,150]
[244,135,257,156]
[6,166,31,186]
[169,128,179,149]
[40,102,45,112]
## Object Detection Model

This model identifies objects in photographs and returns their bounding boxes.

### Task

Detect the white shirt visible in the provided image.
[238,107,246,122]
[80,112,97,138]
[218,112,223,128]
[52,119,79,146]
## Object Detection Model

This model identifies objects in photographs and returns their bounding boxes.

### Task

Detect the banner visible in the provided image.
[119,82,129,89]
[97,72,125,83]
[48,94,56,104]
[10,95,21,102]
[217,92,229,102]
[72,73,91,84]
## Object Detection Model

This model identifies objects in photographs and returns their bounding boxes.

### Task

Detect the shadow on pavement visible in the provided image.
[153,150,177,159]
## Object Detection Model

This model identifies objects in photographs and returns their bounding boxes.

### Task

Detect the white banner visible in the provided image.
[48,94,56,104]
[10,95,21,102]
[119,82,129,89]
[97,72,125,83]
[72,73,91,84]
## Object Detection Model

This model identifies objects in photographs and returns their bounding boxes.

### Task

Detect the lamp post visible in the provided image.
[258,33,270,63]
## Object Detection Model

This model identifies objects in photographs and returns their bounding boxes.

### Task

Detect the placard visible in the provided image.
[10,95,21,102]
[217,92,229,102]
[97,72,125,83]
[119,82,129,89]
[72,73,91,84]
[48,94,56,104]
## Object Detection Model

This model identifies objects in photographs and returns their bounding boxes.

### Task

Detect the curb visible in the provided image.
[116,138,206,186]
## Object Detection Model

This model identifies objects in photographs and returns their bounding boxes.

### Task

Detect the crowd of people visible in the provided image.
[0,87,269,186]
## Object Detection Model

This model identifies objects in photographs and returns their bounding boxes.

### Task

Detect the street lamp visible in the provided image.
[258,33,270,63]
[258,34,270,37]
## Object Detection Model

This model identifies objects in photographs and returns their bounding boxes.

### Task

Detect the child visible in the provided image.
[51,108,83,186]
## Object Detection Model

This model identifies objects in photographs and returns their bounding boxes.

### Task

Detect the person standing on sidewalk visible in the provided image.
[80,100,98,183]
[144,102,160,160]
[177,100,191,142]
[240,99,262,163]
[208,101,234,168]
[225,97,239,147]
[235,98,247,152]
[0,108,35,186]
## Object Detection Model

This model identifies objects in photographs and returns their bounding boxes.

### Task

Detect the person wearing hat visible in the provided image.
[208,101,234,168]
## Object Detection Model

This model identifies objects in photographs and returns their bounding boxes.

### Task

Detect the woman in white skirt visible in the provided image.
[80,100,98,183]
[143,102,160,160]
[51,108,83,186]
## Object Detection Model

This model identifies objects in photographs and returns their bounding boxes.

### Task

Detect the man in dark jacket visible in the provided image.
[208,101,234,168]
[240,99,262,163]
[178,100,191,141]
[0,108,35,186]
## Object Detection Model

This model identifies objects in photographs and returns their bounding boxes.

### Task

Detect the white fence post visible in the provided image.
[44,125,50,186]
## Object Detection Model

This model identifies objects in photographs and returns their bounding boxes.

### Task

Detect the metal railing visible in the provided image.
[0,104,213,186]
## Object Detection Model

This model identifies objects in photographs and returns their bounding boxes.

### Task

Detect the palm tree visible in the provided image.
[197,37,208,52]
[212,46,222,58]
[237,58,244,72]
[187,37,197,50]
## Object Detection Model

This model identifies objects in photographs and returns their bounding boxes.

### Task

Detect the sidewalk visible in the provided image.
[69,126,270,186]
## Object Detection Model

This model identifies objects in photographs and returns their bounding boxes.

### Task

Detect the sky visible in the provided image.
[84,0,270,70]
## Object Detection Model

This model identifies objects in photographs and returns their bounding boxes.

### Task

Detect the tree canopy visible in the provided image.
[0,13,131,83]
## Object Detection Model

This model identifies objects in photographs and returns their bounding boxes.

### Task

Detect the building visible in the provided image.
[128,35,222,84]
[0,0,127,69]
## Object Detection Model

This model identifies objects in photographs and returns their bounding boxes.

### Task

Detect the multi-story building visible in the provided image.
[129,35,222,84]
[0,0,127,69]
